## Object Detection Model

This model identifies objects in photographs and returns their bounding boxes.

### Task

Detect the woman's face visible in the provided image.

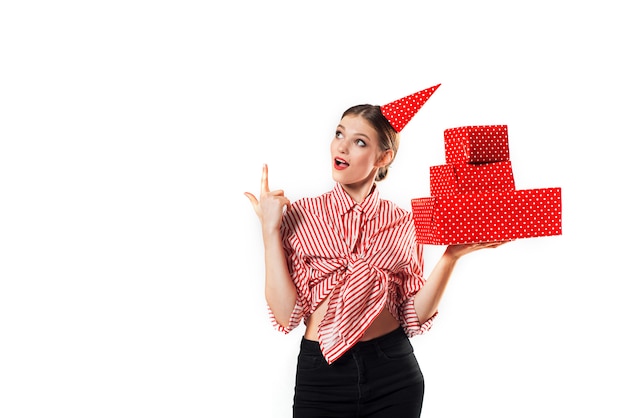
[330,114,391,191]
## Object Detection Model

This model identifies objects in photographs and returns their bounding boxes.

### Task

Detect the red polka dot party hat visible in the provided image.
[381,84,441,133]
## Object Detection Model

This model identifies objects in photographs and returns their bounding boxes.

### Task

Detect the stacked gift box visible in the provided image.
[411,125,562,245]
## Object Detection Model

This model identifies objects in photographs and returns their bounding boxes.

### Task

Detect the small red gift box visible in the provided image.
[445,125,510,164]
[430,161,516,196]
[411,187,562,245]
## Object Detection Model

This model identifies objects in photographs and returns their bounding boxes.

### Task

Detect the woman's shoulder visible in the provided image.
[287,194,328,223]
[284,190,333,223]
[379,196,411,219]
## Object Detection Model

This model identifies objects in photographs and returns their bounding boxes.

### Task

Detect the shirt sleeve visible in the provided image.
[397,241,437,336]
[267,211,311,334]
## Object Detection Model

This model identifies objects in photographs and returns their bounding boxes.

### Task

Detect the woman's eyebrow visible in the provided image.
[336,125,371,140]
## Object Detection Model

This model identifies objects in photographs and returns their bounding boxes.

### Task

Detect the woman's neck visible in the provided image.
[340,180,376,204]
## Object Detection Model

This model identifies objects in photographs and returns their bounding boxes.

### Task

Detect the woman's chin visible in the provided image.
[331,170,345,184]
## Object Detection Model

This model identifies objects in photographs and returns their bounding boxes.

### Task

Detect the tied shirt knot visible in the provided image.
[318,251,389,364]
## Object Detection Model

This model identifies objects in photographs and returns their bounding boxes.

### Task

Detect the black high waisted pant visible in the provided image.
[293,327,424,418]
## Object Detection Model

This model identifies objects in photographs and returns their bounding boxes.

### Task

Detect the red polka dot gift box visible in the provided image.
[412,125,562,245]
[430,160,516,196]
[444,125,510,164]
[412,188,562,245]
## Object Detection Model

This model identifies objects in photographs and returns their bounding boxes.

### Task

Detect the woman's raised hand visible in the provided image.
[244,164,291,231]
[445,241,509,260]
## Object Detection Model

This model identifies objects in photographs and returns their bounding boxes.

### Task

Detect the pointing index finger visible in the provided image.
[261,164,269,194]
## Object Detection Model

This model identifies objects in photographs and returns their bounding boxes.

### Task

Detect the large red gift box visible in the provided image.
[412,188,562,245]
[412,124,562,245]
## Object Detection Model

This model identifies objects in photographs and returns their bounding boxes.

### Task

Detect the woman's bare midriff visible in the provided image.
[303,296,400,341]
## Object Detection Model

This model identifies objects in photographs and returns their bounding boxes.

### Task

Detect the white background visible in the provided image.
[1,1,624,417]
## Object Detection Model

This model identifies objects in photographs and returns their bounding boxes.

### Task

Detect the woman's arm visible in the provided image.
[260,226,297,327]
[413,242,506,323]
[245,164,297,327]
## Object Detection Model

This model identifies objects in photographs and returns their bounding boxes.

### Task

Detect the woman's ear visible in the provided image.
[376,149,394,167]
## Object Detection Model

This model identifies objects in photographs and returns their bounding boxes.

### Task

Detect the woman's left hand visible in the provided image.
[444,241,509,260]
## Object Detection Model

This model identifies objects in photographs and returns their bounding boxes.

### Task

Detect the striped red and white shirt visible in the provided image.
[270,183,435,364]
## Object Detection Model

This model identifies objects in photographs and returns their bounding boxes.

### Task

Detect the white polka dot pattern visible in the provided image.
[430,161,516,196]
[444,125,509,164]
[412,189,562,244]
[381,84,440,133]
[412,124,562,245]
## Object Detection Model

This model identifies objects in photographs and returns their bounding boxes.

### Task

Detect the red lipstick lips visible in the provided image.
[334,158,349,170]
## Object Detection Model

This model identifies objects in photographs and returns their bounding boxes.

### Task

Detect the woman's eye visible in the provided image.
[335,131,343,139]
[356,139,366,147]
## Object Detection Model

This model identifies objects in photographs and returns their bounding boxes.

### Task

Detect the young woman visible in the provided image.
[245,85,505,417]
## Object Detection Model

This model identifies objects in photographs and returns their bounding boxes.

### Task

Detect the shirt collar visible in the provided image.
[331,183,380,220]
